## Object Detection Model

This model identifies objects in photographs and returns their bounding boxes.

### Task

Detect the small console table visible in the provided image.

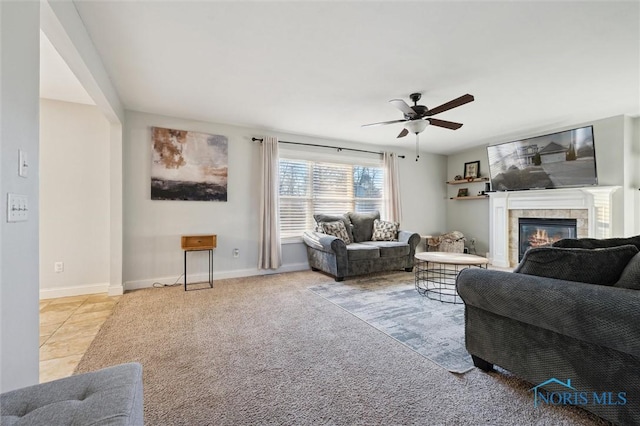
[414,252,488,304]
[181,234,217,291]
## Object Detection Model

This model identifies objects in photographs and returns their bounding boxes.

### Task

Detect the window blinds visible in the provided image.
[279,159,384,238]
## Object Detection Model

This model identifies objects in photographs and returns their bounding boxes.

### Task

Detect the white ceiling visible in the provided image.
[47,1,640,154]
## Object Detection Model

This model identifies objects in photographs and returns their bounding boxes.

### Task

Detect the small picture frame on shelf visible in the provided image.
[464,161,480,179]
[457,188,469,197]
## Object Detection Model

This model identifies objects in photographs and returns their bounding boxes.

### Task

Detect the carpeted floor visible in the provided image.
[76,270,605,425]
[309,272,472,373]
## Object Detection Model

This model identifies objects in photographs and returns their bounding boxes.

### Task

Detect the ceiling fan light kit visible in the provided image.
[404,119,429,134]
[362,92,475,161]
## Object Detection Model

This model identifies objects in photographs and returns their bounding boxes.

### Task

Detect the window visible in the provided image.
[279,159,384,238]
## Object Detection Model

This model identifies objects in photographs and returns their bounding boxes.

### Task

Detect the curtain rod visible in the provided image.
[251,138,405,159]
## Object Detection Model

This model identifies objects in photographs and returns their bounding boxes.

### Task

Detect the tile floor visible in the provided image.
[39,293,120,384]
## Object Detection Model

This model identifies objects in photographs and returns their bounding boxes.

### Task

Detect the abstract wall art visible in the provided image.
[151,127,228,201]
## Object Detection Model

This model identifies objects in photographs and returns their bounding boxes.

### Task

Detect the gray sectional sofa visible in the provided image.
[457,235,640,425]
[303,211,420,281]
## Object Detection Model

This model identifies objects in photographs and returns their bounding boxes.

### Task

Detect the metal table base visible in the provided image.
[184,248,214,291]
[414,259,486,304]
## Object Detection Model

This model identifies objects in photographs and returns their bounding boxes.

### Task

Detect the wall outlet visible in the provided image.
[54,262,64,273]
[233,248,240,258]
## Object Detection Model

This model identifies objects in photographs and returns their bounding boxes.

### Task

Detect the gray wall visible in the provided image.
[123,110,447,288]
[446,115,637,255]
[1,1,40,392]
[445,145,491,256]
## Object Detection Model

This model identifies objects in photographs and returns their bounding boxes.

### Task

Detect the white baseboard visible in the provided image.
[124,263,311,291]
[40,282,110,300]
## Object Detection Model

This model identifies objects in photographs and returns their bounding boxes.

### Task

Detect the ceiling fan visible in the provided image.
[362,92,474,138]
[362,92,474,160]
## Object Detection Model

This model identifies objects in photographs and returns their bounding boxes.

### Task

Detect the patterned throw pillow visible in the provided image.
[321,221,352,244]
[314,213,353,242]
[372,219,399,241]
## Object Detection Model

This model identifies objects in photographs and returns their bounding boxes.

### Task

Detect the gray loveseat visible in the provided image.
[1,363,143,425]
[303,211,420,281]
[457,236,640,425]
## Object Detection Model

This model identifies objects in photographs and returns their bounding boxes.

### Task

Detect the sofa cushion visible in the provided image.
[0,363,143,426]
[314,213,353,242]
[347,211,380,242]
[553,235,640,251]
[346,243,380,261]
[362,241,410,258]
[372,219,399,241]
[514,245,639,286]
[614,252,640,290]
[320,221,351,244]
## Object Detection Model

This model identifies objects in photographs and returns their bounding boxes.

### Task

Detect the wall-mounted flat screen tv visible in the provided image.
[486,125,598,191]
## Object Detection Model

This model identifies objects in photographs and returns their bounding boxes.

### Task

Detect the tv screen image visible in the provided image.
[486,125,598,191]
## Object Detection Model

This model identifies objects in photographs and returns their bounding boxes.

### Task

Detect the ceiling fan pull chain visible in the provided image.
[415,134,420,162]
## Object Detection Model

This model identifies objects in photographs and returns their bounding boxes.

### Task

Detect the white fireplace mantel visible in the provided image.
[489,186,620,267]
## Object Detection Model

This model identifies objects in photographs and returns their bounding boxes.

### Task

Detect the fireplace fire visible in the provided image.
[518,218,577,261]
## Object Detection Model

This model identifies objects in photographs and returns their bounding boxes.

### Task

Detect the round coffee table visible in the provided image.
[414,252,489,304]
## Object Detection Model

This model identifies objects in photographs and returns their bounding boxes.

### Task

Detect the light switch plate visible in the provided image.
[7,193,28,222]
[18,150,28,178]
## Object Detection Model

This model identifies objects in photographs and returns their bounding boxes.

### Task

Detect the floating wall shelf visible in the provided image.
[449,195,490,201]
[446,177,490,185]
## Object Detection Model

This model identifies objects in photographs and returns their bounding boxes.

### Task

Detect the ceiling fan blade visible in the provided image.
[426,94,474,116]
[361,119,407,128]
[389,99,417,118]
[428,118,463,130]
[397,128,409,138]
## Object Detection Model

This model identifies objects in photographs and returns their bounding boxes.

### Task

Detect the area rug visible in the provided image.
[309,272,473,373]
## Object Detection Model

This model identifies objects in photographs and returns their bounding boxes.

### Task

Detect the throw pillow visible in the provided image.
[313,213,353,242]
[347,211,380,242]
[372,219,399,241]
[321,221,352,244]
[613,252,640,290]
[514,245,639,286]
[553,235,640,251]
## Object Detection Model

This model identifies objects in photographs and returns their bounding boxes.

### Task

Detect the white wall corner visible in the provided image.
[107,283,124,296]
[109,122,123,295]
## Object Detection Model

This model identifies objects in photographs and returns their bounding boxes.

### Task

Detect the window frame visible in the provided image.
[278,148,385,242]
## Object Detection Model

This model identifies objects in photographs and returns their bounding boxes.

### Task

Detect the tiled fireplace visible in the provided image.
[489,187,619,268]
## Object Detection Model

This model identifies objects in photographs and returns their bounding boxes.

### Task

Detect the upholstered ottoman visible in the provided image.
[0,363,143,425]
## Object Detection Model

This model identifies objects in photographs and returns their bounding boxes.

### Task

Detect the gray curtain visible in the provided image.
[383,152,402,223]
[258,136,282,269]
